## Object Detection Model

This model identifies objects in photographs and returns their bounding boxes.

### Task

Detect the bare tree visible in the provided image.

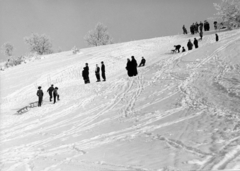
[84,22,113,46]
[213,0,240,29]
[24,33,53,55]
[1,42,14,57]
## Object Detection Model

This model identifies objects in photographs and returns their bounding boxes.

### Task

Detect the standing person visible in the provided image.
[139,57,146,67]
[131,56,138,76]
[190,24,194,35]
[37,86,44,107]
[85,63,90,83]
[199,22,203,33]
[182,25,188,34]
[187,39,193,51]
[193,38,199,48]
[204,20,207,31]
[206,21,210,31]
[101,61,106,81]
[47,84,54,102]
[214,21,218,30]
[53,87,60,104]
[199,31,203,40]
[82,67,87,84]
[95,64,101,82]
[216,33,219,42]
[126,58,133,77]
[182,47,186,52]
[195,22,199,33]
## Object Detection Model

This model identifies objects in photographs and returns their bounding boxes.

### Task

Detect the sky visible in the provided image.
[0,0,219,62]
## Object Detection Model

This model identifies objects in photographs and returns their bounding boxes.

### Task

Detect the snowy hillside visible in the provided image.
[1,29,240,171]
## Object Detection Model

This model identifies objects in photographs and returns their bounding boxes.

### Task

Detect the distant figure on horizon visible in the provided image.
[215,33,219,42]
[53,87,60,104]
[195,22,199,33]
[174,45,181,53]
[214,21,218,30]
[126,58,133,77]
[190,24,194,35]
[47,84,54,102]
[187,39,193,50]
[139,57,146,67]
[199,31,203,40]
[182,47,186,52]
[101,61,106,81]
[37,86,44,107]
[182,25,188,34]
[95,64,101,82]
[193,38,199,48]
[131,56,138,76]
[199,21,203,33]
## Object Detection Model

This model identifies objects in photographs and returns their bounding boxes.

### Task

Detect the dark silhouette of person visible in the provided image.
[131,56,138,76]
[199,31,203,40]
[53,87,60,104]
[95,64,101,82]
[126,58,133,77]
[101,61,106,81]
[206,21,210,31]
[182,25,188,34]
[193,38,199,48]
[174,45,181,53]
[199,22,203,33]
[214,21,218,30]
[190,24,194,35]
[84,63,90,83]
[182,47,186,52]
[47,84,54,102]
[139,57,146,67]
[187,39,193,51]
[195,22,199,33]
[37,86,44,107]
[216,33,219,42]
[82,67,88,84]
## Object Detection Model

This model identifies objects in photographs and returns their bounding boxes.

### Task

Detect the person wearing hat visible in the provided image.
[37,86,44,107]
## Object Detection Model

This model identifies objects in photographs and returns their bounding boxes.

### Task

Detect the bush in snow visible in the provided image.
[24,33,53,55]
[84,22,113,47]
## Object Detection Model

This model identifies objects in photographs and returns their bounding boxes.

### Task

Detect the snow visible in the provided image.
[1,29,240,171]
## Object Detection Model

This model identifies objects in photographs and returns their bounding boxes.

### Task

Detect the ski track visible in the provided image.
[1,30,240,171]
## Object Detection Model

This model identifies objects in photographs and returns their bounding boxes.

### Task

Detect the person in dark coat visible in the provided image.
[126,58,133,77]
[139,57,146,67]
[82,67,88,84]
[174,45,181,53]
[214,21,218,30]
[195,22,199,33]
[95,64,101,82]
[47,84,54,102]
[131,56,138,76]
[182,25,188,34]
[182,47,186,52]
[187,39,193,51]
[37,86,44,107]
[206,21,210,31]
[53,87,60,104]
[85,63,90,83]
[199,22,203,33]
[199,31,203,40]
[101,61,106,81]
[216,33,219,42]
[193,38,199,48]
[190,24,194,35]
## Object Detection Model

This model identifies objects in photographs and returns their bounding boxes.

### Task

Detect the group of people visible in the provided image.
[36,85,60,107]
[125,56,146,77]
[182,20,210,36]
[82,61,106,84]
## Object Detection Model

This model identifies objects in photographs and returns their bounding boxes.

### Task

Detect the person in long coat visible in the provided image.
[126,58,133,77]
[47,84,54,102]
[101,61,106,81]
[82,67,88,84]
[131,56,138,76]
[187,39,193,50]
[182,25,188,34]
[216,33,219,42]
[193,38,199,48]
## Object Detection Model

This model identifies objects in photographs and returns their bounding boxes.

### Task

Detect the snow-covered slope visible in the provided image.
[1,30,240,171]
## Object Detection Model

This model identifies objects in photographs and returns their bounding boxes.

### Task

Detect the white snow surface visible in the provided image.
[1,30,240,171]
